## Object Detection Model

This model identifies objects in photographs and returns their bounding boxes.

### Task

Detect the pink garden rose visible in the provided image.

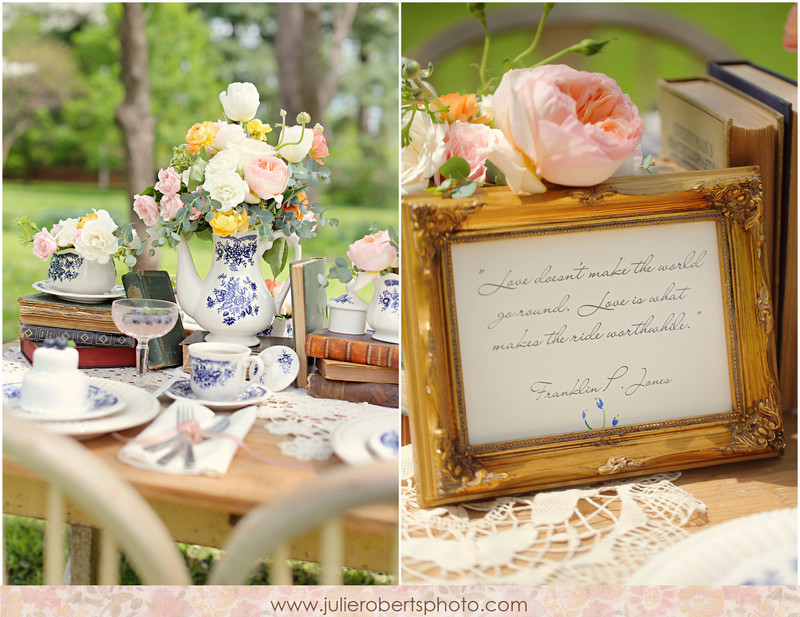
[784,5,797,52]
[439,121,499,183]
[244,154,290,201]
[154,166,182,195]
[487,65,644,193]
[160,193,184,221]
[347,229,397,272]
[309,128,329,164]
[133,193,160,227]
[32,228,58,260]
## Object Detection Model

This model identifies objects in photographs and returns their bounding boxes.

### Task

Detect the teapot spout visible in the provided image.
[175,237,204,316]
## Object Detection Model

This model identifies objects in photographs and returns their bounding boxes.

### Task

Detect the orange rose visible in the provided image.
[439,93,491,124]
[185,121,220,154]
[283,191,309,220]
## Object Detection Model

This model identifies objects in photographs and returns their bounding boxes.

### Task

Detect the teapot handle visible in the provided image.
[274,235,302,311]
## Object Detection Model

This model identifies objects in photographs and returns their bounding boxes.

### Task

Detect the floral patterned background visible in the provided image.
[2,586,799,617]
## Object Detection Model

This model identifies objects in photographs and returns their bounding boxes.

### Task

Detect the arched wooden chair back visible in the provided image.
[209,460,397,585]
[3,414,191,584]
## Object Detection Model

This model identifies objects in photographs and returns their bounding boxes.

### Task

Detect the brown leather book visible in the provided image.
[305,329,400,369]
[317,358,399,384]
[306,371,399,407]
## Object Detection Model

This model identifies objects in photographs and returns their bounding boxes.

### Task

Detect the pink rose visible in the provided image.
[154,166,182,195]
[160,193,184,221]
[347,230,397,272]
[244,154,289,201]
[439,121,499,184]
[784,5,797,52]
[133,193,160,227]
[33,228,58,260]
[488,65,644,192]
[309,129,329,164]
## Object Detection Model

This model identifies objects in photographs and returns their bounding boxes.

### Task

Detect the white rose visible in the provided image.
[227,137,276,169]
[210,122,246,154]
[277,125,313,163]
[205,147,241,175]
[73,210,119,264]
[401,109,446,195]
[52,217,80,248]
[203,168,249,212]
[219,82,260,122]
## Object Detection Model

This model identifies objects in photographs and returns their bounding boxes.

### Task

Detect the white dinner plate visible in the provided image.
[165,379,270,410]
[33,280,126,304]
[5,377,160,440]
[3,382,125,421]
[628,507,798,584]
[330,410,399,466]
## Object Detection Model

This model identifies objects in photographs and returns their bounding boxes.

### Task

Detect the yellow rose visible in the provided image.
[247,119,272,141]
[77,213,98,229]
[185,121,219,154]
[209,210,250,236]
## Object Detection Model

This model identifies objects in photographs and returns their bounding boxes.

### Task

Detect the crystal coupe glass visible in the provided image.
[111,299,179,377]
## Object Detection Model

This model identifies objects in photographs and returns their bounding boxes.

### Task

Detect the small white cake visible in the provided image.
[20,340,89,414]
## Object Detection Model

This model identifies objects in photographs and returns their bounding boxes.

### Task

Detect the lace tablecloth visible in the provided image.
[3,346,386,462]
[401,444,708,585]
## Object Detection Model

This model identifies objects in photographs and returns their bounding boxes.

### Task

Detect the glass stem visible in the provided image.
[136,339,150,376]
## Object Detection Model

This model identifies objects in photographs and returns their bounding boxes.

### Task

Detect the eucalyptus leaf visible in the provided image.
[439,156,471,182]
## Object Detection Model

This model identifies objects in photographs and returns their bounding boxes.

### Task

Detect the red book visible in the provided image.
[305,329,400,369]
[20,339,136,369]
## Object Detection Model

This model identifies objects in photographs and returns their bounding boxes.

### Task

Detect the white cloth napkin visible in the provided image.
[118,400,256,476]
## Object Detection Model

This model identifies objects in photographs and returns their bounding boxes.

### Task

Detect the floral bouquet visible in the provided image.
[18,209,123,264]
[401,3,647,198]
[120,81,335,274]
[328,226,399,292]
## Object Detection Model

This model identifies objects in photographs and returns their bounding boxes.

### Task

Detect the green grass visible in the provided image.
[2,180,398,342]
[3,515,394,585]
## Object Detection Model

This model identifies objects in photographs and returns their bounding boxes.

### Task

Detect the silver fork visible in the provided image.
[156,405,195,468]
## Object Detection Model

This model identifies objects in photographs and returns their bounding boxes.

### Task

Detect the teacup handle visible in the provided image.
[247,355,267,385]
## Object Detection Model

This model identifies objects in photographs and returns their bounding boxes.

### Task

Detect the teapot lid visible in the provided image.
[327,291,368,312]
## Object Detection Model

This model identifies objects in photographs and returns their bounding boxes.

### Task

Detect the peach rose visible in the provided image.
[347,230,397,272]
[309,129,329,164]
[440,121,499,183]
[439,92,491,124]
[488,65,644,192]
[784,5,797,52]
[133,194,160,227]
[185,121,219,154]
[33,228,58,260]
[244,154,289,201]
[154,166,182,195]
[160,193,184,221]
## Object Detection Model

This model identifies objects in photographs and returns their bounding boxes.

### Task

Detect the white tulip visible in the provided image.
[277,125,313,163]
[219,82,260,122]
[400,109,446,195]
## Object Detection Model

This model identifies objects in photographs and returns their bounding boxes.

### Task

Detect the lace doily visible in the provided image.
[401,445,708,585]
[3,346,386,462]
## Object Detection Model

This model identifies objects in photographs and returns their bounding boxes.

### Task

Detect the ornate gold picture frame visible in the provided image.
[402,167,783,507]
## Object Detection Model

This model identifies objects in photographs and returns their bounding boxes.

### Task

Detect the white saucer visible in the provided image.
[5,377,160,440]
[3,382,125,421]
[165,379,270,410]
[367,426,399,460]
[330,410,399,466]
[252,346,299,392]
[33,280,126,304]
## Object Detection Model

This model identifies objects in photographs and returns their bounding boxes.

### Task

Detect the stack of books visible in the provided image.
[304,329,399,407]
[18,293,137,368]
[658,60,797,410]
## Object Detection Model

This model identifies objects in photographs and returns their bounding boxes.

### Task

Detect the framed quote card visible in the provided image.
[401,167,783,507]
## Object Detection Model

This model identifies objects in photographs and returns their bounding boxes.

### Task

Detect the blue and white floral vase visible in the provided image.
[48,249,116,294]
[366,273,399,343]
[175,229,301,347]
[327,282,368,335]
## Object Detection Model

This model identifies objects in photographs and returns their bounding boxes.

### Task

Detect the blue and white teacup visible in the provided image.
[188,342,265,401]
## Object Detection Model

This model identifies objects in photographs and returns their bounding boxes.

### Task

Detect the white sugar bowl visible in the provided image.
[327,291,368,335]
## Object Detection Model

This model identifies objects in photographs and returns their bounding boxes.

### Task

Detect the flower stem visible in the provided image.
[510,3,553,67]
[411,76,455,124]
